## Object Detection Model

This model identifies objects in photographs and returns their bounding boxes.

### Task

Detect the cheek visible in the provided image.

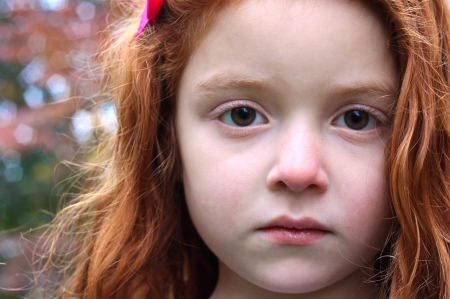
[182,165,255,256]
[181,148,260,232]
[180,126,268,206]
[334,148,392,253]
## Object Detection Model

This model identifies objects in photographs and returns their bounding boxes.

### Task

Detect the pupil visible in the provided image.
[344,110,369,130]
[231,107,256,126]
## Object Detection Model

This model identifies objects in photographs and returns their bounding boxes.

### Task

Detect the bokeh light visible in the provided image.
[0,0,112,296]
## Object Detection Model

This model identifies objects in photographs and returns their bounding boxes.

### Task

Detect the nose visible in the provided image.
[266,125,329,193]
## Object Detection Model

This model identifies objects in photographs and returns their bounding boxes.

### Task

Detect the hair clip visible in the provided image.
[135,0,164,37]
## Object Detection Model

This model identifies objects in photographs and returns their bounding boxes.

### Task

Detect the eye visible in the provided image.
[219,107,266,127]
[334,110,377,131]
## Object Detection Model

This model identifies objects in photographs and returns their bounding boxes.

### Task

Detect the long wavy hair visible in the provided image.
[37,0,450,298]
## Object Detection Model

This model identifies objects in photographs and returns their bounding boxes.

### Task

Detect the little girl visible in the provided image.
[38,0,450,298]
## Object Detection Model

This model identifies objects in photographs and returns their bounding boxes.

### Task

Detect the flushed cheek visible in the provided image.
[183,182,251,258]
[182,156,262,231]
[333,153,391,259]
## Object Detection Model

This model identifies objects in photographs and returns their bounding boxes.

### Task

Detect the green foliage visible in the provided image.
[0,150,65,231]
[0,0,109,296]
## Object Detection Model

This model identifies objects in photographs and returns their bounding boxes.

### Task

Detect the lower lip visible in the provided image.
[259,227,328,245]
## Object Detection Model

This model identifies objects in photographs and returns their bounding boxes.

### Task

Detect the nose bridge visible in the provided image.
[267,120,328,192]
[280,121,321,172]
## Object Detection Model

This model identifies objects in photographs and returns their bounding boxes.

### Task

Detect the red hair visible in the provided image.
[379,0,450,298]
[35,0,450,298]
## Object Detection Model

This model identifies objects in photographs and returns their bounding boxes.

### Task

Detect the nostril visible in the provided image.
[266,164,329,193]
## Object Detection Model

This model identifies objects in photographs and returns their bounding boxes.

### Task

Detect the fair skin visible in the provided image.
[176,0,397,298]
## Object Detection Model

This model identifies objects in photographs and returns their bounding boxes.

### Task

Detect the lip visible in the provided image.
[258,216,330,245]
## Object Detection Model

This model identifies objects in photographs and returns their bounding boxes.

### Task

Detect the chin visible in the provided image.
[248,272,335,294]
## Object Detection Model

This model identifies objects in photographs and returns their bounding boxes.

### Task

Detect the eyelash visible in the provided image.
[214,102,389,131]
[332,105,390,131]
[214,101,267,127]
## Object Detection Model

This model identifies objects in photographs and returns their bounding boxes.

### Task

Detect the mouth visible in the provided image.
[258,216,330,245]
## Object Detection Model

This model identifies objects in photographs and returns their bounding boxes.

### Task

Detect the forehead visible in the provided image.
[178,0,397,101]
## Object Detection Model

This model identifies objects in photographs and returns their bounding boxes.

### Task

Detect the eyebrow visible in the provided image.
[330,83,398,107]
[194,73,276,93]
[194,72,398,106]
[332,84,397,98]
[325,82,398,118]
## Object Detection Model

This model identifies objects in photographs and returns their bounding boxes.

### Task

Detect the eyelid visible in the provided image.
[210,100,268,122]
[333,104,391,127]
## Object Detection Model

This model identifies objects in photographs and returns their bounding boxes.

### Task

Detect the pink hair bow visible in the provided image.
[135,0,164,37]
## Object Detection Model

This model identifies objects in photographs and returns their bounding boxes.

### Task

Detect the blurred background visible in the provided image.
[0,0,115,297]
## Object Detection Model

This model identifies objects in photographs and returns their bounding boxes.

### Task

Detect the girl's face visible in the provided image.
[176,0,397,298]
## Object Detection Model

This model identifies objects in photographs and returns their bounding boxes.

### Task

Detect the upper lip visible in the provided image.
[260,215,330,231]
